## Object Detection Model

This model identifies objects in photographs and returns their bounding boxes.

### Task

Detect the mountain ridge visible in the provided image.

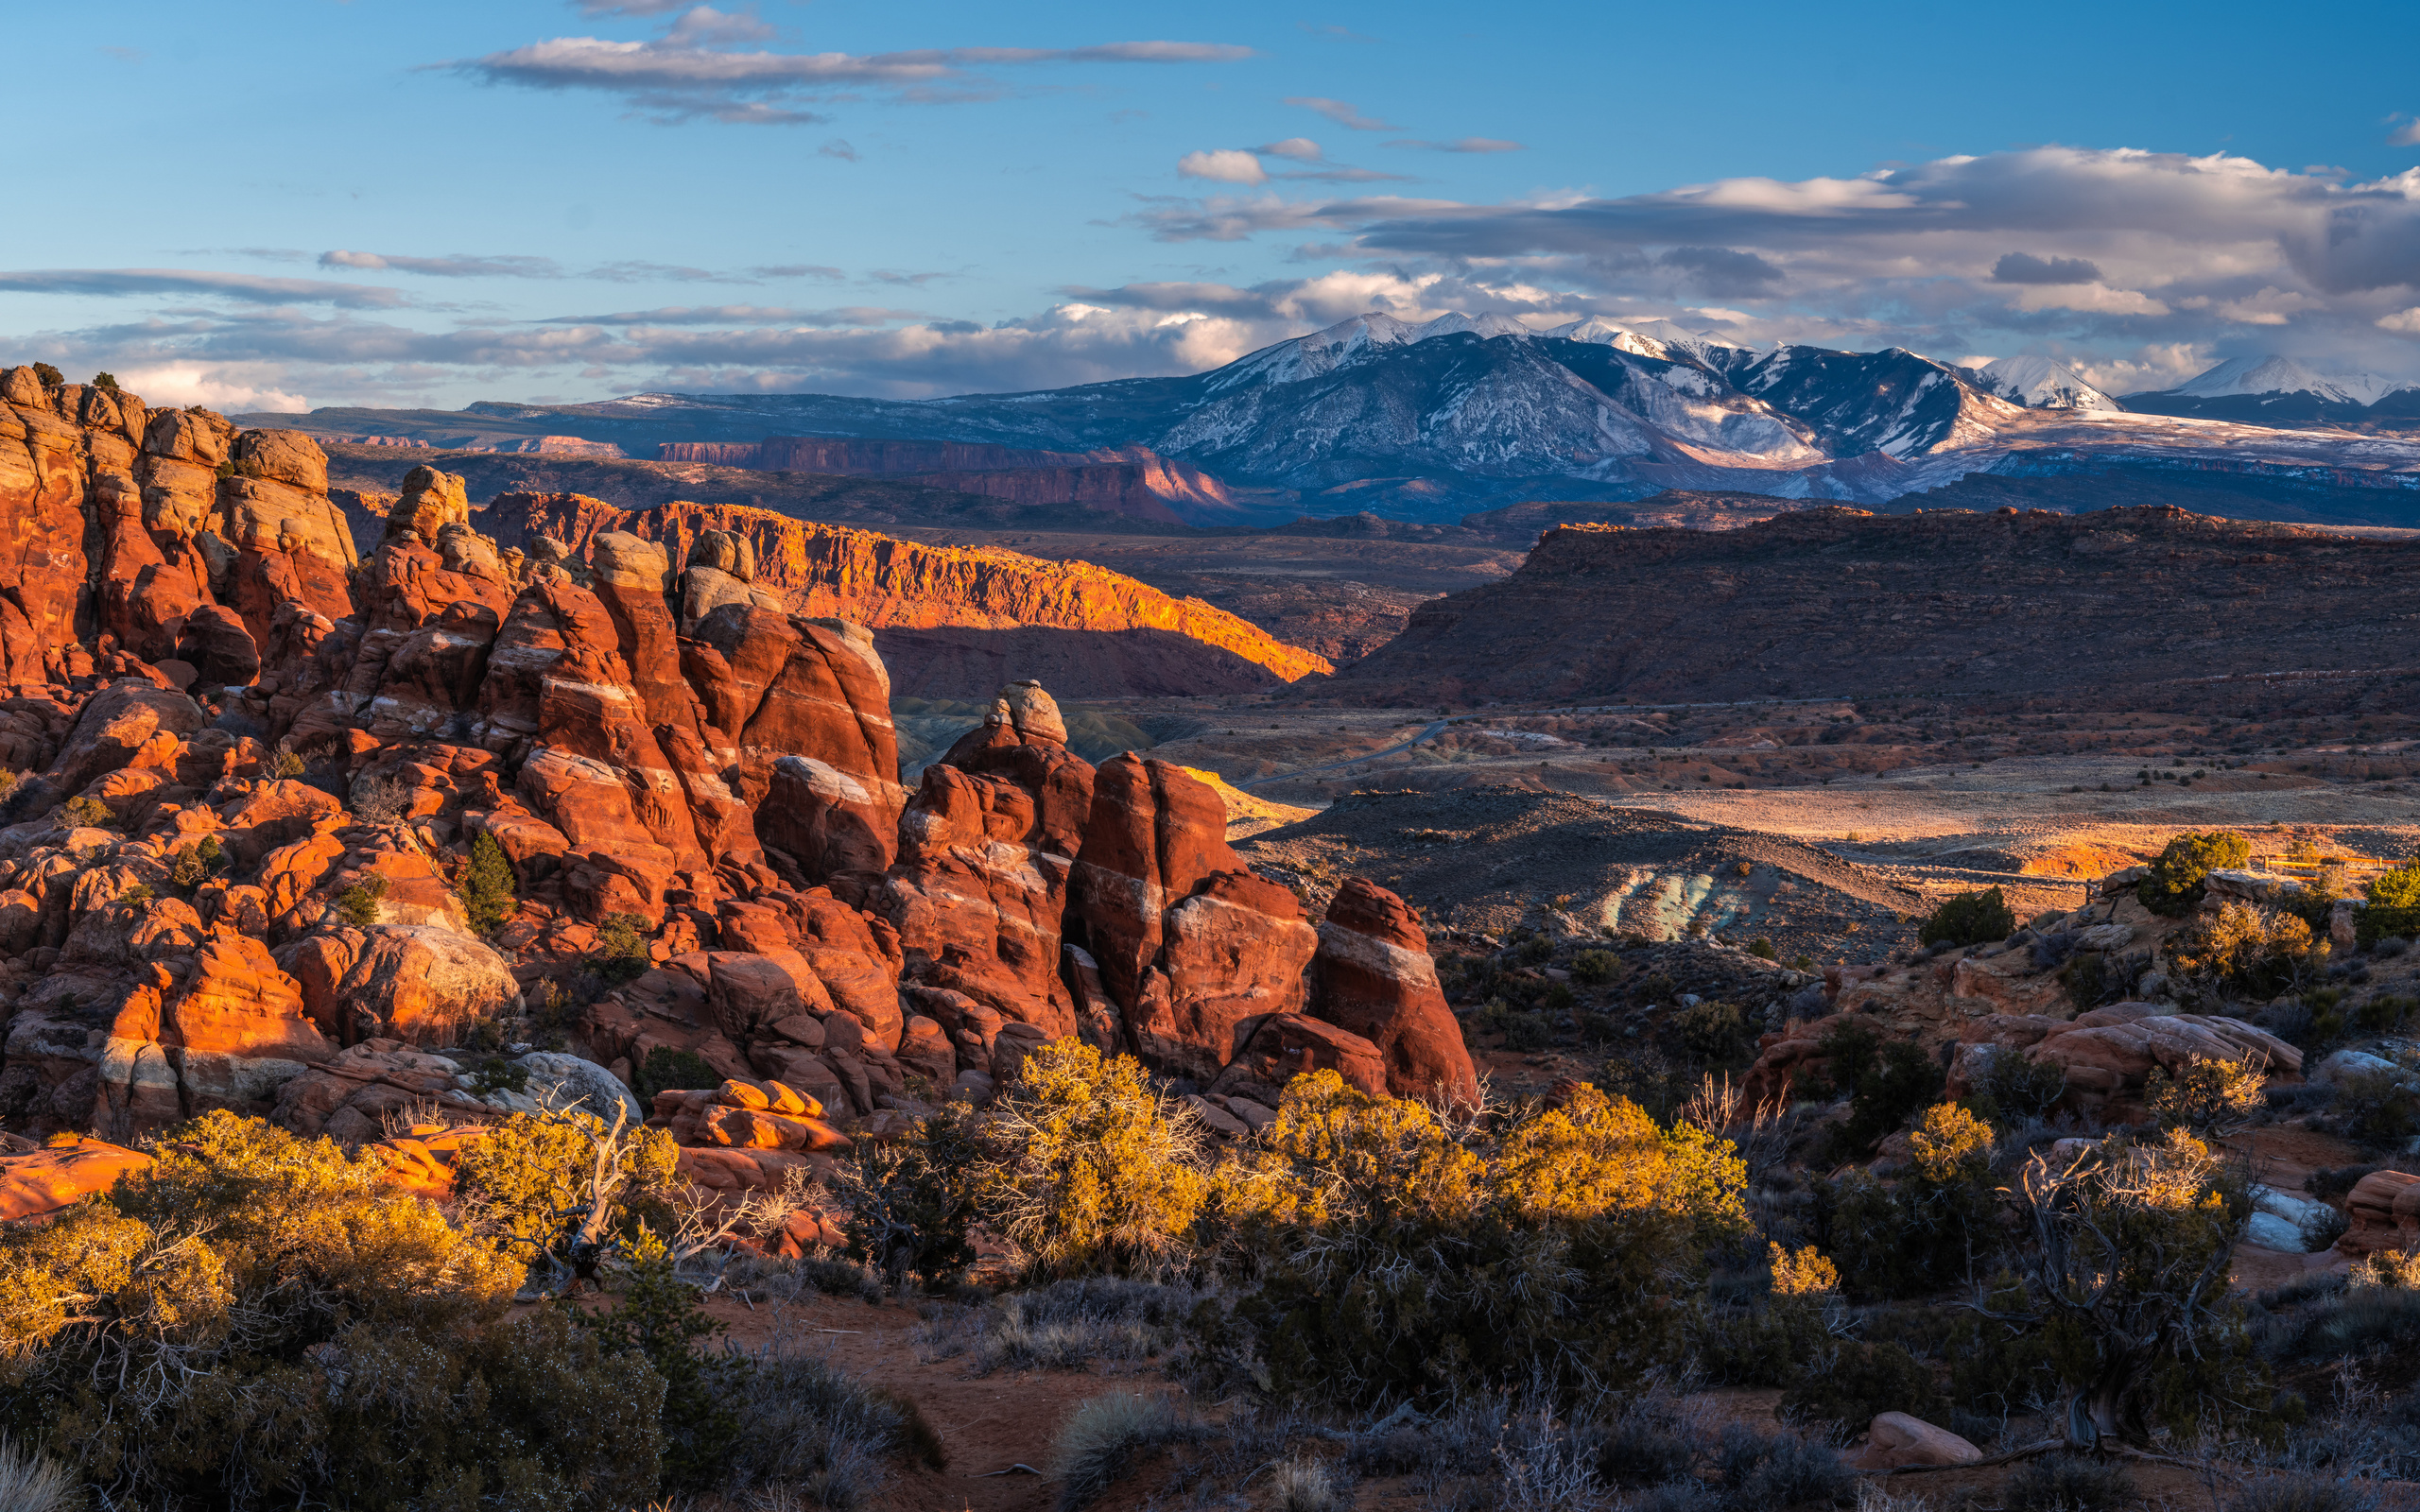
[243,316,2420,524]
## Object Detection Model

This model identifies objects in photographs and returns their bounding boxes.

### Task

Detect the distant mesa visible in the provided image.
[1330,504,2420,708]
[655,437,1230,526]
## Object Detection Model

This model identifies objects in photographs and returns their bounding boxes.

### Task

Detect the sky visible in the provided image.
[6,0,2420,413]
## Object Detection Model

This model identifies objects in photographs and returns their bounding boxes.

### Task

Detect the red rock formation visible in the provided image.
[496,494,1330,683]
[1309,878,1478,1108]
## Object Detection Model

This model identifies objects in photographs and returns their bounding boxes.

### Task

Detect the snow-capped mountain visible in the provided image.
[1972,355,2120,412]
[2168,354,2400,406]
[253,315,2420,524]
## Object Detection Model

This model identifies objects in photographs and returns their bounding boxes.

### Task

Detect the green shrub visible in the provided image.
[1503,1010,1553,1051]
[468,1057,530,1100]
[714,1349,938,1505]
[1945,1269,2061,1417]
[1825,1105,1997,1300]
[448,1107,683,1283]
[1969,1044,2068,1125]
[2144,1054,2267,1136]
[168,834,225,892]
[2139,830,2251,917]
[0,1111,664,1510]
[30,362,61,387]
[458,829,519,934]
[336,876,388,927]
[592,911,651,983]
[1749,937,1777,960]
[1714,1424,1852,1508]
[2360,859,2420,944]
[1571,951,1620,986]
[89,372,118,392]
[55,796,113,830]
[578,1228,735,1491]
[1919,886,2014,947]
[270,748,307,779]
[1674,999,1754,1067]
[2334,1071,2420,1147]
[638,1045,719,1097]
[2169,902,2326,997]
[1815,1022,1944,1158]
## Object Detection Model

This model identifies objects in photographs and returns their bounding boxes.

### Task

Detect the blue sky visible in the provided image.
[7,0,2420,411]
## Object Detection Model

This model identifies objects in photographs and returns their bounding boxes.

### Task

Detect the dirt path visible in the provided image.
[701,1290,1182,1512]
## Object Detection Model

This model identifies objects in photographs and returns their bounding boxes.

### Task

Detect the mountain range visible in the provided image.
[244,314,2420,524]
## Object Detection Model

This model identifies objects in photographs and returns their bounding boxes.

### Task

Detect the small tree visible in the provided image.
[169,835,224,893]
[458,829,519,934]
[2137,830,2252,918]
[30,362,61,387]
[90,371,119,392]
[1920,886,2016,947]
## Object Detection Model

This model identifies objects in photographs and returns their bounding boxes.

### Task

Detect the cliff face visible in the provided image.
[1334,505,2420,707]
[492,492,1333,683]
[654,438,1234,525]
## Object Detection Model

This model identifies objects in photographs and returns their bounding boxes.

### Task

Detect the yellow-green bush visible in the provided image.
[2168,902,2325,997]
[2143,1054,2268,1137]
[1233,1074,1747,1408]
[973,1040,1209,1280]
[0,1111,664,1510]
[448,1107,683,1281]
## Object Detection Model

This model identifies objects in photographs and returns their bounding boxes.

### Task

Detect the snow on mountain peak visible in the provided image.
[2170,353,2400,405]
[1975,355,2120,412]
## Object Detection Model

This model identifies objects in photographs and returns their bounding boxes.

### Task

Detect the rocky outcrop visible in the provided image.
[496,494,1330,683]
[1309,878,1478,1108]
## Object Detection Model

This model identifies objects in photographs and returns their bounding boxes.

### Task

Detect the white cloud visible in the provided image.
[2216,285,2324,325]
[2379,307,2420,335]
[118,364,309,412]
[1255,137,1322,162]
[2391,114,2420,147]
[2010,283,2170,317]
[1177,149,1267,184]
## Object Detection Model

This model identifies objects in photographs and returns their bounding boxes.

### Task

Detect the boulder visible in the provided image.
[1308,878,1478,1108]
[276,925,520,1047]
[2339,1170,2420,1258]
[1852,1413,1981,1470]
